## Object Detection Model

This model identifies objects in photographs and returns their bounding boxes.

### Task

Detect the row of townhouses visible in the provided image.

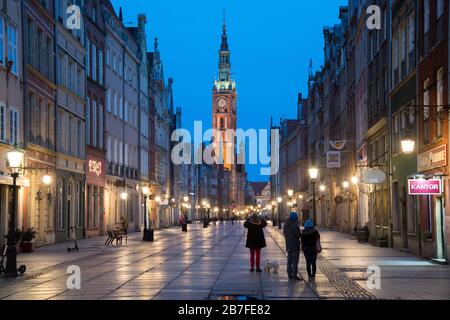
[271,0,449,263]
[0,0,189,246]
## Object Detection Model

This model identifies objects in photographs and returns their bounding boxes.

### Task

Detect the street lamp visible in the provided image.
[309,167,319,225]
[277,196,282,229]
[319,184,326,192]
[5,146,25,277]
[351,176,359,185]
[401,139,415,154]
[342,181,350,189]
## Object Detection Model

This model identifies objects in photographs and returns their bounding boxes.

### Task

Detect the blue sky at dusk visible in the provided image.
[112,0,346,182]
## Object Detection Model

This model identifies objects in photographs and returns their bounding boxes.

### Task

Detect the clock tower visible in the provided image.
[212,17,237,170]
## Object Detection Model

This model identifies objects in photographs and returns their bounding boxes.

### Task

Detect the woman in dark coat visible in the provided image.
[244,213,267,272]
[301,219,320,280]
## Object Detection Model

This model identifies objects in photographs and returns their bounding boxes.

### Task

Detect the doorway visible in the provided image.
[435,197,445,261]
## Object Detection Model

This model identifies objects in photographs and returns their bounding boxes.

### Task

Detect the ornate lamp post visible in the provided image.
[287,189,294,212]
[5,146,25,277]
[277,196,282,229]
[309,167,319,225]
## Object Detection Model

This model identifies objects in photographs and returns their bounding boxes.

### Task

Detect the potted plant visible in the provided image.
[19,228,36,253]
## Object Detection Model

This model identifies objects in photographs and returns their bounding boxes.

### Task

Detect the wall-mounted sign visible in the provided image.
[327,151,341,168]
[418,145,447,172]
[362,169,386,184]
[87,156,105,180]
[408,179,442,195]
[330,140,346,150]
[89,160,102,177]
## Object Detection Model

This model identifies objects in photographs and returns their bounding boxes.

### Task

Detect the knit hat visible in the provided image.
[304,219,314,228]
[289,212,298,221]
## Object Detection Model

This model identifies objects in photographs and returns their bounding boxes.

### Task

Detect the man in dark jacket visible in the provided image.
[283,212,302,281]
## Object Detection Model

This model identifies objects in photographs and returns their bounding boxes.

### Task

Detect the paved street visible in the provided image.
[0,222,449,300]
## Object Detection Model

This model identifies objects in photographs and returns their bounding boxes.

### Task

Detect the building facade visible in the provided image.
[0,0,25,246]
[85,0,106,238]
[54,0,86,243]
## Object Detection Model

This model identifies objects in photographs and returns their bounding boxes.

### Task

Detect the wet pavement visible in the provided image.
[0,221,449,300]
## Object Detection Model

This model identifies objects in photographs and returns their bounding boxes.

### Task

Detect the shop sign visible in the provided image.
[418,145,447,172]
[327,151,341,168]
[362,169,386,184]
[87,156,105,179]
[408,179,442,195]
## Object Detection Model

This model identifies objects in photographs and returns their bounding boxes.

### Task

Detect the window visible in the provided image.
[106,89,111,112]
[0,16,4,65]
[92,6,97,23]
[113,53,117,72]
[124,143,129,165]
[124,101,129,122]
[119,140,123,164]
[77,120,82,157]
[106,47,110,66]
[436,68,444,137]
[424,0,430,34]
[98,104,104,149]
[86,39,90,77]
[68,115,73,155]
[113,93,118,116]
[408,14,415,53]
[77,68,82,96]
[9,109,18,145]
[92,99,97,147]
[7,24,18,74]
[114,139,118,162]
[68,60,74,92]
[0,104,5,141]
[423,79,430,143]
[86,96,90,145]
[107,136,112,161]
[59,54,65,87]
[98,49,103,86]
[92,43,97,81]
[119,96,123,119]
[437,0,444,18]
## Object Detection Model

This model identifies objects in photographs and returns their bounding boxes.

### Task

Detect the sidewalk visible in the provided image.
[0,222,448,300]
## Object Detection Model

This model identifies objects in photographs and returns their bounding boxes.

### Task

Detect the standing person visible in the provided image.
[283,212,302,281]
[301,219,320,280]
[244,213,267,272]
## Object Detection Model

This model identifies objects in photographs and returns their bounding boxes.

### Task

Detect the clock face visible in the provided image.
[217,97,227,111]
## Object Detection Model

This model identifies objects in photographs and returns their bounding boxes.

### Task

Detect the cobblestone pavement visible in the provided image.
[0,222,449,300]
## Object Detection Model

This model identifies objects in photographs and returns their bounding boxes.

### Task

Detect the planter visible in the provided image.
[20,242,33,253]
[356,229,369,242]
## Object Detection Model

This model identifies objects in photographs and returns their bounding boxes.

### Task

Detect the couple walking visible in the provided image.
[284,212,320,281]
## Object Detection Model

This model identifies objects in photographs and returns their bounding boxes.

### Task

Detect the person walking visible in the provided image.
[301,219,320,280]
[244,213,267,272]
[283,212,302,281]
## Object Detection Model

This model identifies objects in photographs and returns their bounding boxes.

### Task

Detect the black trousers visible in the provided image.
[287,250,300,278]
[303,247,317,277]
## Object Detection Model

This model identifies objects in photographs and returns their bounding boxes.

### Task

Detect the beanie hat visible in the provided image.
[304,219,314,228]
[289,212,298,221]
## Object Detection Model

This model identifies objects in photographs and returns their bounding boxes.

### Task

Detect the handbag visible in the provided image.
[316,236,322,253]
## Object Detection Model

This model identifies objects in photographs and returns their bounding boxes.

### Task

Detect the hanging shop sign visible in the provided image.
[361,169,386,184]
[330,140,347,150]
[408,179,442,196]
[327,151,341,168]
[418,145,447,172]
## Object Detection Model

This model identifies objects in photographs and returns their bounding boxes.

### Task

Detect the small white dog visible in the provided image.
[264,260,280,273]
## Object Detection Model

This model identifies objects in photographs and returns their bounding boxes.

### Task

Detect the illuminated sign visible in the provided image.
[408,179,442,196]
[88,159,102,177]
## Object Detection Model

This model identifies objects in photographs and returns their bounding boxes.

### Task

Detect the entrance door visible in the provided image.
[435,197,445,261]
[401,187,408,249]
[67,200,71,239]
